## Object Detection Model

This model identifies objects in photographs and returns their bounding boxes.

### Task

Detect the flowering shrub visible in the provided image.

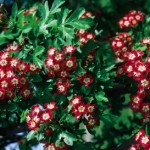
[0,0,150,150]
[111,9,150,150]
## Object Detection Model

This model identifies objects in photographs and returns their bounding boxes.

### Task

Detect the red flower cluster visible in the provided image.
[111,32,133,61]
[118,10,144,28]
[56,79,71,95]
[70,95,98,128]
[128,129,150,150]
[26,102,57,130]
[111,32,150,123]
[0,46,39,100]
[76,29,96,45]
[27,102,72,150]
[76,11,96,45]
[44,46,78,95]
[45,141,70,150]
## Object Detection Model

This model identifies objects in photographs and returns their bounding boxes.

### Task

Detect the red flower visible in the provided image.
[45,143,58,150]
[86,33,96,40]
[79,36,88,45]
[76,29,87,36]
[20,87,33,99]
[77,73,93,86]
[0,68,5,79]
[10,76,20,88]
[6,90,15,100]
[86,117,99,128]
[44,58,54,69]
[32,115,40,124]
[44,101,57,111]
[57,83,67,95]
[23,7,37,16]
[40,110,53,122]
[85,51,95,63]
[19,74,29,86]
[138,78,150,90]
[0,88,5,100]
[0,52,9,59]
[64,45,76,54]
[5,69,15,78]
[0,58,9,68]
[69,95,82,106]
[64,57,77,70]
[128,144,140,150]
[0,79,9,90]
[27,120,38,130]
[10,57,19,68]
[86,103,97,114]
[54,51,64,62]
[47,46,56,57]
[141,115,150,124]
[64,79,71,89]
[140,103,150,115]
[26,112,31,122]
[29,63,40,74]
[131,95,143,106]
[16,61,29,73]
[81,11,93,18]
[8,44,20,52]
[139,135,150,148]
[52,62,61,72]
[31,104,41,115]
[57,70,70,79]
[44,128,53,137]
[73,102,86,117]
[134,129,145,142]
[47,70,55,78]
[140,38,150,45]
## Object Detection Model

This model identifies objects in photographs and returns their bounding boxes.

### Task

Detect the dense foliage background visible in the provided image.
[0,0,150,150]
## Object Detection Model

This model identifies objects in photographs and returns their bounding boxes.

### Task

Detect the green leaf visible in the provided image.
[50,0,65,15]
[20,109,29,123]
[7,103,17,112]
[69,18,94,29]
[44,1,49,18]
[62,27,75,40]
[33,56,44,68]
[95,91,108,102]
[38,4,46,21]
[81,86,91,95]
[75,60,86,76]
[104,64,115,72]
[59,131,77,146]
[101,113,118,125]
[0,35,7,45]
[36,133,44,141]
[34,45,45,56]
[27,131,37,141]
[22,24,32,33]
[17,12,24,28]
[45,20,57,28]
[11,3,18,18]
[66,8,85,22]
